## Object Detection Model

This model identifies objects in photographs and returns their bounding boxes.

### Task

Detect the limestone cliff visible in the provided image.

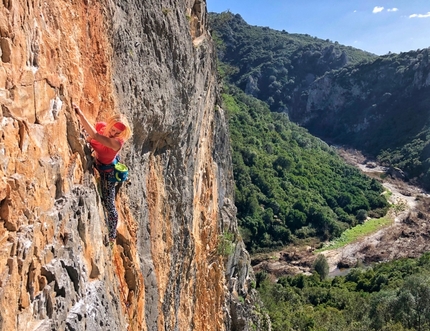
[290,48,430,137]
[287,48,430,187]
[0,1,268,330]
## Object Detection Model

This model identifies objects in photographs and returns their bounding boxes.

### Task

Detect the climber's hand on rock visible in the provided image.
[73,103,82,116]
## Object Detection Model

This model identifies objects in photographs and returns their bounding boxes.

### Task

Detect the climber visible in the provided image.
[73,103,132,244]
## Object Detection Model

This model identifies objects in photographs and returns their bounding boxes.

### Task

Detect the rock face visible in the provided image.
[285,48,430,189]
[289,48,430,152]
[0,1,267,330]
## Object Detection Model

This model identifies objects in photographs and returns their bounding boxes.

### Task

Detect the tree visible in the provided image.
[394,274,430,330]
[356,209,368,223]
[313,254,329,280]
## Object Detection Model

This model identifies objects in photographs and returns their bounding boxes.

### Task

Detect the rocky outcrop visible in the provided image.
[287,48,430,187]
[294,48,429,116]
[0,1,267,330]
[289,48,430,150]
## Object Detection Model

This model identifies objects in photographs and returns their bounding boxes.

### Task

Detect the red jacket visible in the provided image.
[90,122,123,164]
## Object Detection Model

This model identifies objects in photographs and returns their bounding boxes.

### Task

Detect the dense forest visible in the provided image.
[258,253,430,331]
[210,11,430,190]
[224,85,388,253]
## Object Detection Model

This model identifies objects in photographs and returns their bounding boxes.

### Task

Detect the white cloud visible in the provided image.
[409,12,430,18]
[387,8,398,12]
[373,6,384,14]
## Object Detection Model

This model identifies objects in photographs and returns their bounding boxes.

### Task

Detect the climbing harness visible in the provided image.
[96,156,129,183]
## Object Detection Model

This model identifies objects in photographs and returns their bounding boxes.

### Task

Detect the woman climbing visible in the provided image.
[73,103,132,244]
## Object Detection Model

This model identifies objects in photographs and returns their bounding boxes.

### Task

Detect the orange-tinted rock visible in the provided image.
[0,1,267,330]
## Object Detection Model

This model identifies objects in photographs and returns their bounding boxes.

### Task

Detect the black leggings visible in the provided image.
[100,171,118,240]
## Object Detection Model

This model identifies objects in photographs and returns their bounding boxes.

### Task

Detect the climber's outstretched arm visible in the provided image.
[73,103,97,138]
[73,103,121,151]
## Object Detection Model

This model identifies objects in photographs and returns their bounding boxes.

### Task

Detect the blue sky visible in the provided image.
[207,1,430,55]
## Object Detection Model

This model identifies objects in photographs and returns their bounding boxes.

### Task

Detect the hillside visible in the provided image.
[210,11,430,190]
[292,50,430,189]
[222,85,388,253]
[209,12,376,112]
[206,9,430,331]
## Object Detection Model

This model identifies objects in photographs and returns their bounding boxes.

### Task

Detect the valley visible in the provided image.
[252,147,430,279]
[210,11,430,329]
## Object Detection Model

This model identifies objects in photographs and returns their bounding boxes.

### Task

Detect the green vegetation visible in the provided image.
[209,11,376,113]
[313,254,329,280]
[223,86,388,253]
[257,253,430,331]
[210,11,430,190]
[391,199,408,217]
[210,10,430,331]
[304,53,430,190]
[217,231,235,256]
[317,216,392,251]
